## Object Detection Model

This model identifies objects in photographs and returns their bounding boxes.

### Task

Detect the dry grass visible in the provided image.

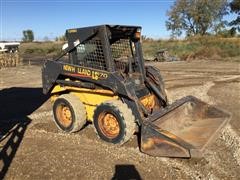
[18,37,240,62]
[142,36,240,61]
[19,41,64,58]
[0,53,21,69]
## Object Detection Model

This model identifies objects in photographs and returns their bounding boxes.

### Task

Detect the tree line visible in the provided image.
[22,0,240,42]
[22,30,34,42]
[166,0,240,37]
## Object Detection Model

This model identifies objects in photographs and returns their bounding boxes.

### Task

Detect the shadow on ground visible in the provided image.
[0,87,49,178]
[0,118,31,179]
[112,164,142,180]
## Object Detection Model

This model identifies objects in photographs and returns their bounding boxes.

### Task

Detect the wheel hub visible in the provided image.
[56,104,72,127]
[98,112,120,138]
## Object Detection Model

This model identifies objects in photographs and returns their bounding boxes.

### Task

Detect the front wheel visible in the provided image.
[53,94,86,133]
[93,100,136,145]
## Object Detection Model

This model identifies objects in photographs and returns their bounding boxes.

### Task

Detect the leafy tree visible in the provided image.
[229,0,240,32]
[22,30,34,42]
[166,0,228,37]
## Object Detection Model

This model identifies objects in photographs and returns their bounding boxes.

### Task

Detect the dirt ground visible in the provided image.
[0,60,239,179]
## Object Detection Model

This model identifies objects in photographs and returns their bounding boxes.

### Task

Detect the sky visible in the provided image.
[0,0,237,41]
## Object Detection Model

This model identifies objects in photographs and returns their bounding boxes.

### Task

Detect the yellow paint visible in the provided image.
[140,94,156,111]
[51,85,118,121]
[77,68,91,76]
[63,64,75,72]
[68,29,77,33]
[62,64,108,80]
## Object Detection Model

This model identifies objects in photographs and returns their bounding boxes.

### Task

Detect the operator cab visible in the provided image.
[65,25,144,79]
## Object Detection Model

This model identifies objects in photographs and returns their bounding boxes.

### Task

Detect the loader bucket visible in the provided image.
[141,96,231,158]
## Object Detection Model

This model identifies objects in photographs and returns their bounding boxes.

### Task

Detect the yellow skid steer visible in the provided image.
[42,25,230,158]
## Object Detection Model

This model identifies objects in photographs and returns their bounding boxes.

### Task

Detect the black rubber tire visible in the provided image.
[93,100,136,145]
[53,94,86,133]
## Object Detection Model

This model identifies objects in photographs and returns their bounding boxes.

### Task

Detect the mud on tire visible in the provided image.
[93,100,136,145]
[53,94,86,133]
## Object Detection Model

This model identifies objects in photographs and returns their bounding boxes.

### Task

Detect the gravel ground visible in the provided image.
[0,60,239,179]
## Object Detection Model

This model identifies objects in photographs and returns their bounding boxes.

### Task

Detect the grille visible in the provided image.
[76,39,106,70]
[110,39,133,71]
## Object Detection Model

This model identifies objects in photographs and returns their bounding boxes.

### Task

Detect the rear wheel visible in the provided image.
[53,94,86,133]
[93,100,136,145]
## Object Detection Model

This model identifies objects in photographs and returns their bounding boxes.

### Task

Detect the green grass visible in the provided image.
[142,36,240,61]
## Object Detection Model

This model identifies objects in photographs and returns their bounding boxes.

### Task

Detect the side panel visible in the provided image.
[43,61,145,124]
[51,85,118,121]
[42,60,62,94]
[71,91,118,121]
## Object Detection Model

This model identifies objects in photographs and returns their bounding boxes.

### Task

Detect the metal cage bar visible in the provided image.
[110,39,133,72]
[75,39,107,70]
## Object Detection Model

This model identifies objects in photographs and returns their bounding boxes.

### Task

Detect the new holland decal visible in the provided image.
[63,64,108,80]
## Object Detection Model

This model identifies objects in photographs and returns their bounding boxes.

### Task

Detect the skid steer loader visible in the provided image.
[42,25,230,158]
